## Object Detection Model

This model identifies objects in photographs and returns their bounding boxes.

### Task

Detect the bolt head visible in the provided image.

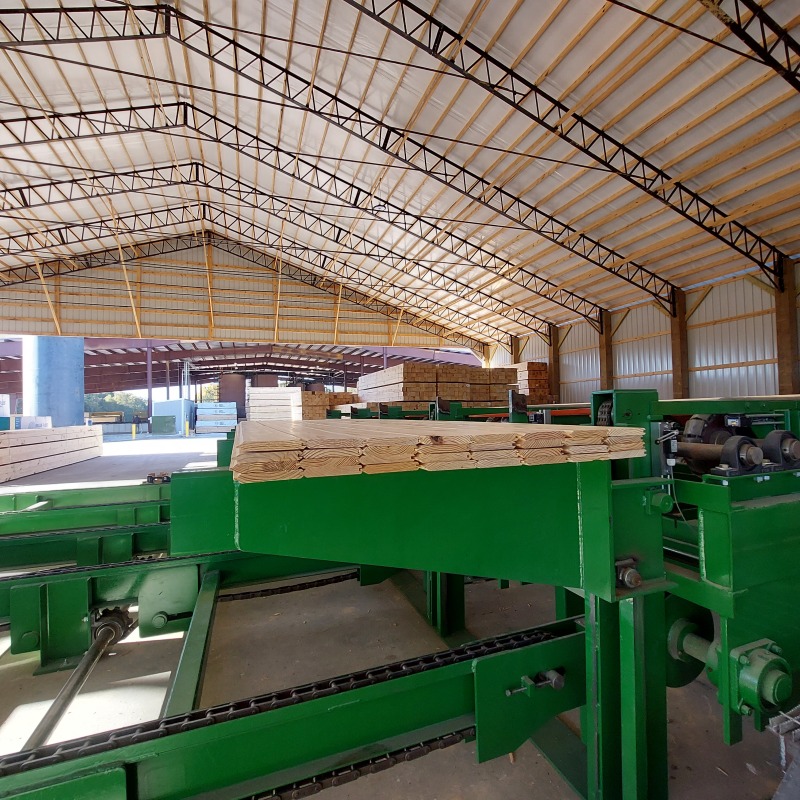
[151,612,168,629]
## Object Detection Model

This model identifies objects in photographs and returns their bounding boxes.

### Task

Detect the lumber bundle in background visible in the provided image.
[231,420,645,483]
[513,361,555,403]
[195,401,237,434]
[356,364,519,405]
[0,426,103,483]
[246,388,358,421]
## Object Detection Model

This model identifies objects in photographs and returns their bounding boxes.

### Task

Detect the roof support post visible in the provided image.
[509,336,522,364]
[671,290,690,399]
[146,341,153,433]
[548,324,561,403]
[599,311,614,391]
[776,256,799,394]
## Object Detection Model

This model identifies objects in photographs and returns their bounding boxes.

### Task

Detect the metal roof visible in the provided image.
[0,0,797,346]
[0,337,480,393]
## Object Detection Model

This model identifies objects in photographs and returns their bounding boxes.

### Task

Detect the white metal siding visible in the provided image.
[612,304,671,399]
[687,279,777,397]
[560,322,599,403]
[489,346,512,367]
[520,334,549,363]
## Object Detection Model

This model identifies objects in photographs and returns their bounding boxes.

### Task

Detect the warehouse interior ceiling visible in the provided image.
[0,0,797,349]
[0,337,479,393]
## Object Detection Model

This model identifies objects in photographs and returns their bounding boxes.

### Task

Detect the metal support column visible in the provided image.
[549,323,561,403]
[776,255,799,394]
[425,572,465,638]
[146,341,153,433]
[619,593,667,799]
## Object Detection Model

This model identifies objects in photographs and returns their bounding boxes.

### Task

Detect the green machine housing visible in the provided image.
[592,389,800,744]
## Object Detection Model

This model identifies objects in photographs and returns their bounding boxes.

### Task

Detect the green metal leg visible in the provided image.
[555,586,584,619]
[425,572,465,637]
[619,593,667,800]
[584,593,621,800]
[160,570,220,717]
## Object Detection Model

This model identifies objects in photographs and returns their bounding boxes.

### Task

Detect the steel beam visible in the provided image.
[0,6,665,314]
[0,220,489,349]
[344,0,786,289]
[0,161,552,337]
[0,103,603,327]
[697,0,800,93]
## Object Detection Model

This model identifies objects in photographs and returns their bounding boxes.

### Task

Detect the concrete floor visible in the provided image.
[0,435,221,492]
[0,438,786,797]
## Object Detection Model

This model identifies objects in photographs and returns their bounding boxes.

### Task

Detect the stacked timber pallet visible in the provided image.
[514,362,554,403]
[195,402,238,435]
[230,420,645,483]
[356,364,518,406]
[0,426,102,483]
[247,387,358,421]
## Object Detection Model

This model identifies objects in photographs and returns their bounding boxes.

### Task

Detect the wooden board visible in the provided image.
[230,420,645,483]
[0,426,102,483]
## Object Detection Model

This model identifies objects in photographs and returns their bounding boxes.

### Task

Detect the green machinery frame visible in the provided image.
[589,389,800,746]
[1,459,674,799]
[1,390,798,799]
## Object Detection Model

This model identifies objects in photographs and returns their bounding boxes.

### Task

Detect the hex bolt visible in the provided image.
[618,566,642,589]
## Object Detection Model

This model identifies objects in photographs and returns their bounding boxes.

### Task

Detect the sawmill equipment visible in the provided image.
[1,457,674,798]
[431,390,529,422]
[0,392,797,799]
[590,390,800,748]
[0,466,358,671]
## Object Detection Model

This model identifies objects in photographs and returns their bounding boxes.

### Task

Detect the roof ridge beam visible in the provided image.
[343,0,787,291]
[0,159,552,337]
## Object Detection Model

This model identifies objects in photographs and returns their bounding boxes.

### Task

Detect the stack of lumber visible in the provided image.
[247,388,359,421]
[231,420,646,483]
[356,364,518,405]
[514,362,554,403]
[196,402,237,434]
[0,426,102,483]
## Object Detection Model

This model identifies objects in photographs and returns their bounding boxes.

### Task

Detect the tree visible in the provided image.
[84,392,147,422]
[201,384,219,402]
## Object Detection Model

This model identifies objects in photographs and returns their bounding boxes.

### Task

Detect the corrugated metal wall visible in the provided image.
[612,305,672,399]
[687,279,777,396]
[559,322,600,403]
[489,273,788,404]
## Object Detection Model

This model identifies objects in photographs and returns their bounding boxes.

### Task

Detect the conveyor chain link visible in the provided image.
[254,728,475,799]
[219,571,359,602]
[0,628,552,777]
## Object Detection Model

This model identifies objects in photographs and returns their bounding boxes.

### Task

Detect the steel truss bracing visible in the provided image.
[0,199,518,345]
[342,0,788,291]
[696,0,800,93]
[0,161,552,338]
[0,6,675,313]
[0,102,603,330]
[0,217,492,350]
